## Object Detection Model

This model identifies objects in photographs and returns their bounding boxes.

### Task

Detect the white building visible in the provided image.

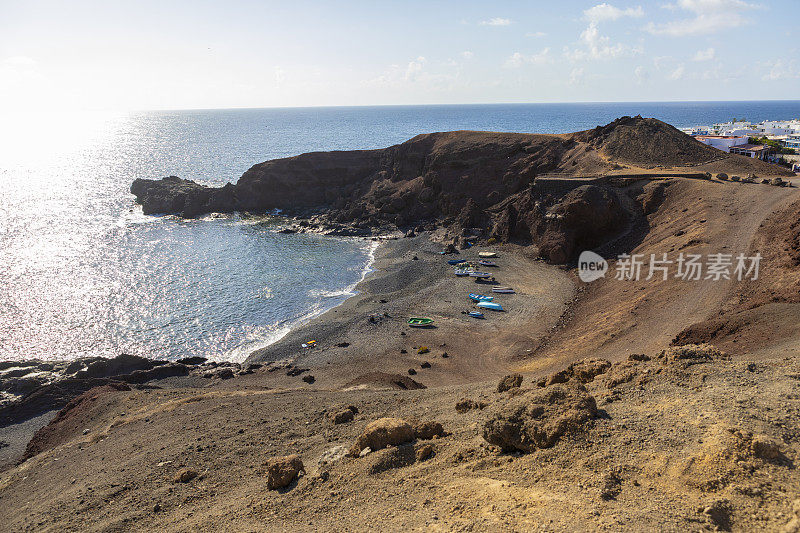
[729,143,772,161]
[695,135,749,151]
[784,134,800,151]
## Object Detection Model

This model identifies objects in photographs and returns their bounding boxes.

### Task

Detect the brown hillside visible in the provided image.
[573,115,724,167]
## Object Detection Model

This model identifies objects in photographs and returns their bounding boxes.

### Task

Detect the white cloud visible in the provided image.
[762,59,800,81]
[566,21,643,61]
[364,56,463,91]
[668,64,686,80]
[526,31,547,38]
[504,48,551,68]
[404,56,427,81]
[480,17,512,26]
[569,67,585,85]
[634,66,650,84]
[653,55,674,70]
[274,67,286,85]
[584,3,644,23]
[692,47,716,61]
[461,51,474,60]
[646,0,757,37]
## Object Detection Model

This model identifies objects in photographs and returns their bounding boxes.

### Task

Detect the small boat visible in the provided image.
[478,252,498,258]
[468,272,492,278]
[468,311,484,319]
[492,287,515,293]
[454,269,470,276]
[478,260,497,267]
[477,301,504,311]
[447,259,466,265]
[408,317,434,327]
[301,340,317,348]
[468,293,493,302]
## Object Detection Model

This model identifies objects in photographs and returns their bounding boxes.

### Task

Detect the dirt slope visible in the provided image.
[523,177,800,374]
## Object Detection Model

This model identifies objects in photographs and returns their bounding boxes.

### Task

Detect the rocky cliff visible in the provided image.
[131,116,792,262]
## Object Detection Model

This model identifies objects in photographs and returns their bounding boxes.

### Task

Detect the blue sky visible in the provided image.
[0,0,798,111]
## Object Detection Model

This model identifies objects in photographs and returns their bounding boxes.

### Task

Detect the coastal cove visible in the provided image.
[3,102,800,365]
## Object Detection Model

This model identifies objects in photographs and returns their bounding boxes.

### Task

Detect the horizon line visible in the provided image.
[131,98,800,114]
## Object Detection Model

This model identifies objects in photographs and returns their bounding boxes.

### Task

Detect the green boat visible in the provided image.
[407,317,434,327]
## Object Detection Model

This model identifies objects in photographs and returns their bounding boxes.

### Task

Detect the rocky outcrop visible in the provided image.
[131,117,789,263]
[130,176,237,217]
[0,354,210,427]
[536,185,628,263]
[483,382,597,452]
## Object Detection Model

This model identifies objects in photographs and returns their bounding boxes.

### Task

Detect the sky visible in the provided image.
[0,0,799,112]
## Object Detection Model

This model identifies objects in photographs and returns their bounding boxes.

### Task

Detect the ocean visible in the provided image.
[2,101,799,362]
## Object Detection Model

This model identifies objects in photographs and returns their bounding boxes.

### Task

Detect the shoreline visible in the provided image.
[245,234,577,389]
[225,236,384,363]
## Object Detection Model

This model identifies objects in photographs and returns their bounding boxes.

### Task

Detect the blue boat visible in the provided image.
[448,259,466,265]
[468,271,492,278]
[468,293,493,302]
[468,311,484,319]
[477,301,504,311]
[454,269,470,276]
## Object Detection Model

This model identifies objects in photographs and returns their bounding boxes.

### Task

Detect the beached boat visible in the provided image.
[477,301,504,311]
[492,287,515,293]
[478,260,497,267]
[468,293,493,301]
[447,259,466,265]
[478,252,497,258]
[468,311,484,319]
[454,269,470,276]
[468,271,492,278]
[407,317,434,327]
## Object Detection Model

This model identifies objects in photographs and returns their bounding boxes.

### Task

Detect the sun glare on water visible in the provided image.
[0,109,126,170]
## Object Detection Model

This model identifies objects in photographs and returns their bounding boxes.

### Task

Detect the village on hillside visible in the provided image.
[681,118,800,172]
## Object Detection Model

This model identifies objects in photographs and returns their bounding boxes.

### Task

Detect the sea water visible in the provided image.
[2,101,799,362]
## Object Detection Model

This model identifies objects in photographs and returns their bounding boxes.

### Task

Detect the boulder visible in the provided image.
[455,399,487,413]
[416,443,435,461]
[412,420,444,440]
[497,373,523,392]
[658,343,727,365]
[330,409,355,425]
[172,468,198,483]
[751,434,782,461]
[367,444,416,474]
[568,358,612,383]
[348,417,414,457]
[266,455,305,490]
[483,382,597,452]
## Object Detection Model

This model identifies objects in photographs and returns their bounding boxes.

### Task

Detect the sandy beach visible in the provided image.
[246,235,576,389]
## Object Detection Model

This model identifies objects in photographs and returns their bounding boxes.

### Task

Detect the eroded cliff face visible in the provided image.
[129,116,790,263]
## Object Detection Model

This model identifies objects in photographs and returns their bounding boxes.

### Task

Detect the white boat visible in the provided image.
[492,287,515,293]
[478,251,497,258]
